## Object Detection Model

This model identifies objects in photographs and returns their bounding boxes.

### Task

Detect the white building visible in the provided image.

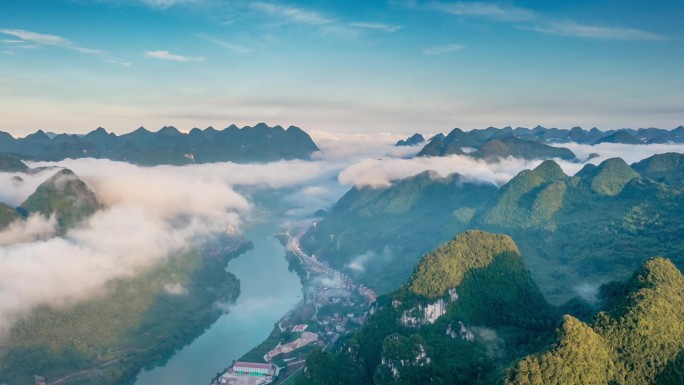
[232,362,276,376]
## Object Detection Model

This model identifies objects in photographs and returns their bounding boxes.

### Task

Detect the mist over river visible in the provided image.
[134,218,303,385]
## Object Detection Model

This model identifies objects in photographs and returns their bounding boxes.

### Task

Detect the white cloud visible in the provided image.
[350,22,402,33]
[525,20,668,41]
[309,130,419,160]
[345,246,395,273]
[145,50,205,62]
[136,0,203,8]
[0,28,135,65]
[338,142,684,189]
[338,154,541,188]
[551,142,684,165]
[250,2,333,25]
[195,34,253,54]
[93,0,206,9]
[0,214,58,246]
[1,136,681,335]
[428,2,665,42]
[0,168,59,207]
[431,1,536,22]
[422,43,463,55]
[0,28,107,55]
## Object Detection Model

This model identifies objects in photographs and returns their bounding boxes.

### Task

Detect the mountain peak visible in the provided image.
[533,160,567,181]
[623,257,684,296]
[24,130,50,141]
[158,126,181,135]
[409,230,519,297]
[396,133,425,146]
[20,168,100,230]
[0,153,29,173]
[582,157,639,195]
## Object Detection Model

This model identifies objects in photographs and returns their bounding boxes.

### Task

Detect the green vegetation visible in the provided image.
[239,325,283,363]
[19,169,100,230]
[0,241,250,385]
[408,231,518,297]
[632,152,684,183]
[504,315,615,385]
[301,172,499,293]
[0,202,20,229]
[306,154,684,304]
[372,334,433,385]
[473,137,576,161]
[416,128,577,161]
[505,258,684,385]
[300,234,684,385]
[483,160,567,229]
[0,153,29,172]
[298,231,557,385]
[0,124,319,165]
[577,157,640,196]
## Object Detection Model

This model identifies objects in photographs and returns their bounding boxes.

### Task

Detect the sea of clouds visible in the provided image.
[0,130,682,335]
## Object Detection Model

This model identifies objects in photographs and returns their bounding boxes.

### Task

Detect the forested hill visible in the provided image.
[504,257,684,385]
[299,231,557,385]
[0,123,319,165]
[414,126,684,160]
[0,167,100,232]
[19,169,101,231]
[301,153,684,303]
[300,171,499,293]
[298,235,684,385]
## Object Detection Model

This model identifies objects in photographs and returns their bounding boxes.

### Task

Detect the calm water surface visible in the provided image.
[134,219,302,385]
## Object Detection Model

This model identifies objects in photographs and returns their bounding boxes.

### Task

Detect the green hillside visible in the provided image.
[632,152,684,183]
[481,158,683,303]
[300,172,499,293]
[416,128,577,161]
[300,239,684,385]
[303,154,684,303]
[0,202,21,229]
[19,169,100,230]
[299,231,556,385]
[0,153,29,172]
[0,240,251,385]
[504,258,684,385]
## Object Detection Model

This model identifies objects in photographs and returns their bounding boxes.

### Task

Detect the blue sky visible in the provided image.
[1,0,683,135]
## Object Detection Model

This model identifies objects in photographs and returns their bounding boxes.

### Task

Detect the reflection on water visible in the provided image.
[134,220,302,385]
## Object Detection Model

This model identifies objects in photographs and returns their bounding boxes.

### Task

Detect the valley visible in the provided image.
[0,125,683,385]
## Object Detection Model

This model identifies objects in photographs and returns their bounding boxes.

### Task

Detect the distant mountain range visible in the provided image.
[395,126,684,161]
[0,123,320,165]
[301,153,684,303]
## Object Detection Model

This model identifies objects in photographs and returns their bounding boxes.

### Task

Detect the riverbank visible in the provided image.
[134,220,303,385]
[0,235,250,385]
[214,222,377,384]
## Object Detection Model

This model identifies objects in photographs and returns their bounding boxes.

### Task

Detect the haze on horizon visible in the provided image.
[1,0,683,136]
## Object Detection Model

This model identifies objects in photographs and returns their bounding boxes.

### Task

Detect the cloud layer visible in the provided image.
[338,142,684,188]
[145,50,206,62]
[0,137,681,336]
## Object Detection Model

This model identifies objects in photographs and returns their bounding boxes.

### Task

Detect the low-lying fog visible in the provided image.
[1,131,683,335]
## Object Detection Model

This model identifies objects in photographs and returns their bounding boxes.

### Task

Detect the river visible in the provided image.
[134,218,303,385]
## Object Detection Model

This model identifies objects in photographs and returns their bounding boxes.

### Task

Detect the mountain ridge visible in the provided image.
[0,123,320,165]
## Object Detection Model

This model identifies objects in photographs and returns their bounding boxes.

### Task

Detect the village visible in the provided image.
[210,226,377,385]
